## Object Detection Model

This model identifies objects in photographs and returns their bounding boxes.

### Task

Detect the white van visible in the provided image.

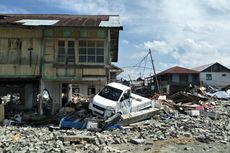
[89,82,154,118]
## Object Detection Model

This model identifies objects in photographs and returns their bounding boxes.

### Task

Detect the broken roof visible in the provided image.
[0,14,122,29]
[158,66,199,76]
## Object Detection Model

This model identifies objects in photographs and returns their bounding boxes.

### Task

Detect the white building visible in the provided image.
[193,62,230,88]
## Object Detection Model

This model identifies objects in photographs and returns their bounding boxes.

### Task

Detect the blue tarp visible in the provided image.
[59,118,86,129]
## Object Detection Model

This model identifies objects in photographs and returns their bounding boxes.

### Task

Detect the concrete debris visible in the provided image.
[1,105,230,152]
[118,108,160,126]
[130,138,146,144]
[1,83,230,152]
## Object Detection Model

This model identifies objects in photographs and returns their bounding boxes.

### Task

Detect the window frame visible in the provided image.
[78,39,105,64]
[56,39,76,64]
[206,74,212,80]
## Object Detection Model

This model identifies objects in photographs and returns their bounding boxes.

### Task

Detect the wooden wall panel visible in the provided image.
[44,39,55,62]
[16,65,39,75]
[44,64,56,77]
[0,28,42,38]
[0,39,8,53]
[0,65,15,75]
[83,68,105,76]
[57,68,65,76]
[66,68,75,76]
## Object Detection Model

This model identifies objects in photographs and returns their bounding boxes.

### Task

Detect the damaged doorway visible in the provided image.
[0,81,39,118]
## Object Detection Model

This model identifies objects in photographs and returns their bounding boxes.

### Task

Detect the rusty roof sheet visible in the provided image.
[158,66,199,76]
[0,14,122,28]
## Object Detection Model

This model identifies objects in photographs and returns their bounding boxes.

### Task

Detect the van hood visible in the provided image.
[93,94,117,109]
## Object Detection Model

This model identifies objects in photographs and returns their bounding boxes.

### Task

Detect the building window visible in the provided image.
[79,40,104,63]
[222,74,227,77]
[179,74,188,83]
[57,40,75,64]
[88,86,96,96]
[206,74,212,80]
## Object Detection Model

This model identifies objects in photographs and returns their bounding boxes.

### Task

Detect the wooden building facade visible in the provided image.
[0,14,122,113]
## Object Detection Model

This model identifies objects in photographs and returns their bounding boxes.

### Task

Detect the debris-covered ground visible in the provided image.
[1,99,230,153]
[1,84,230,153]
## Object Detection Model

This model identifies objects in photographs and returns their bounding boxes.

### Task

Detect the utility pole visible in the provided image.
[149,49,160,93]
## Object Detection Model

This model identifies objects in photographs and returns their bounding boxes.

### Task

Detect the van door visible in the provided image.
[118,90,131,114]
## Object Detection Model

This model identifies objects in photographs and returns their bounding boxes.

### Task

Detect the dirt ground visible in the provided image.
[111,137,230,153]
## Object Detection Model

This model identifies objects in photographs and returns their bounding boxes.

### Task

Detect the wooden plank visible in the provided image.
[0,104,4,122]
[59,135,96,142]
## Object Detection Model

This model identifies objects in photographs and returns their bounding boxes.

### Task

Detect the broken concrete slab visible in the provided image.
[118,108,160,126]
[205,111,220,120]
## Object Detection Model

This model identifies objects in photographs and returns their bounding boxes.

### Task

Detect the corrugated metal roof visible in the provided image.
[0,14,122,28]
[99,16,121,27]
[193,62,230,72]
[158,66,199,76]
[192,63,215,72]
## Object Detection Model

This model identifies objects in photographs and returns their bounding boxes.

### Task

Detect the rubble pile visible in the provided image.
[1,99,230,153]
[1,84,230,153]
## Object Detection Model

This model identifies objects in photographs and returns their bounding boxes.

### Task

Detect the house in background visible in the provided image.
[193,62,230,88]
[0,14,122,114]
[156,66,200,95]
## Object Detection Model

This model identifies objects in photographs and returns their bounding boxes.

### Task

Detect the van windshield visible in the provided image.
[98,86,123,101]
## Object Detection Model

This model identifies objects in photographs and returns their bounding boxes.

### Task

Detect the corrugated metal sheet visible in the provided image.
[0,14,122,28]
[99,16,121,27]
[192,63,215,72]
[15,19,59,26]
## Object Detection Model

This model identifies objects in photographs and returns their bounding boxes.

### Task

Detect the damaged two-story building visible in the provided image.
[0,14,122,115]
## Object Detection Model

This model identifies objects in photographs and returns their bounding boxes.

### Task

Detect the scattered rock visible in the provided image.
[130,138,145,144]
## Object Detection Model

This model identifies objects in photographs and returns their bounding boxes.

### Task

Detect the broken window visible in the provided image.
[79,40,104,63]
[206,74,212,80]
[57,40,75,64]
[98,86,122,101]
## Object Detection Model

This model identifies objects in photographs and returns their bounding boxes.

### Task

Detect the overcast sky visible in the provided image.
[1,0,230,79]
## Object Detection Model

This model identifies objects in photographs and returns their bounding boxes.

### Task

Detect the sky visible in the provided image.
[1,0,230,79]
